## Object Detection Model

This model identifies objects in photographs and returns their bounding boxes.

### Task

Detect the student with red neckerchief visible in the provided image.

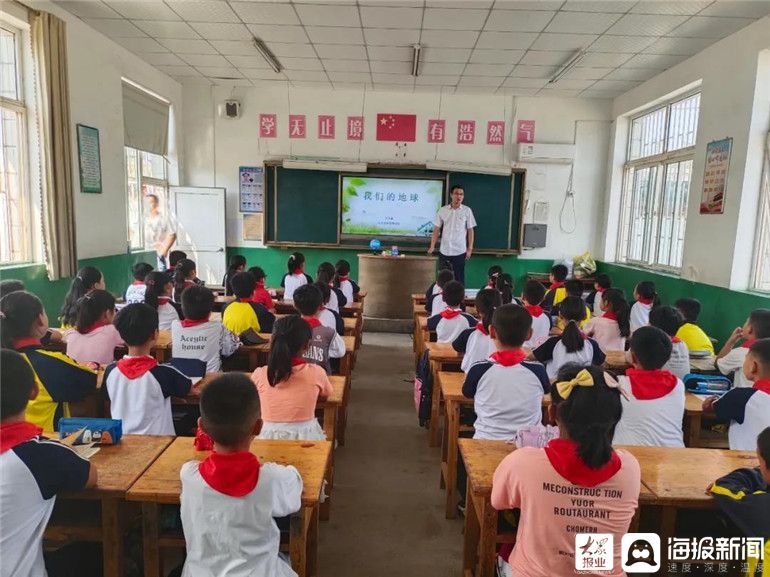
[491,364,640,577]
[583,288,631,353]
[222,272,276,336]
[281,252,313,301]
[180,373,303,577]
[587,273,612,317]
[521,280,551,350]
[124,262,154,304]
[426,280,476,343]
[425,268,454,316]
[334,259,360,304]
[249,266,276,312]
[64,289,124,367]
[143,271,181,330]
[453,288,502,373]
[251,315,333,441]
[717,309,770,389]
[630,280,660,334]
[316,261,346,313]
[648,305,690,379]
[541,263,568,314]
[314,282,345,336]
[292,285,344,374]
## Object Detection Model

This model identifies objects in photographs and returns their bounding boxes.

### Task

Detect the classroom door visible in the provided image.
[170,187,226,285]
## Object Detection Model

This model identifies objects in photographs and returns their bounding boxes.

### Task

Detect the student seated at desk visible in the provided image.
[586,273,611,317]
[222,254,247,296]
[425,268,454,316]
[181,373,303,577]
[334,259,359,303]
[172,259,198,303]
[222,272,276,336]
[453,288,502,373]
[1,291,97,432]
[521,280,550,350]
[166,250,186,278]
[172,285,240,373]
[64,289,124,367]
[314,282,344,336]
[0,349,97,577]
[251,316,333,441]
[144,271,181,330]
[491,365,640,577]
[495,273,517,305]
[630,281,659,334]
[317,261,346,313]
[533,297,605,381]
[427,281,476,344]
[541,264,568,313]
[125,262,154,304]
[716,309,770,389]
[675,298,714,354]
[709,426,770,571]
[613,326,685,447]
[249,266,276,313]
[462,304,549,440]
[293,285,345,374]
[649,305,690,379]
[281,252,313,301]
[485,265,503,288]
[553,280,591,332]
[104,304,192,435]
[0,280,62,345]
[583,288,630,353]
[705,340,770,451]
[59,266,105,329]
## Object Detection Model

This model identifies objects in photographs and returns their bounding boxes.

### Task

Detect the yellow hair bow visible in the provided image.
[555,369,595,399]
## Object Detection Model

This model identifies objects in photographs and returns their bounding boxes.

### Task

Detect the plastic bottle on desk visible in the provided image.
[392,245,399,256]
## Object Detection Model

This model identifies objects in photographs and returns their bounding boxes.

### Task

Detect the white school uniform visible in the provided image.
[158,301,180,331]
[338,279,355,303]
[665,338,691,379]
[171,320,241,373]
[318,308,338,332]
[326,290,339,313]
[591,291,604,317]
[717,347,752,388]
[427,310,476,343]
[713,383,770,450]
[523,309,551,350]
[431,294,448,317]
[283,272,310,301]
[125,282,147,304]
[455,326,495,373]
[630,301,652,333]
[533,336,606,381]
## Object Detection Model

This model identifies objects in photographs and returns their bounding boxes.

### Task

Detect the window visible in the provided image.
[125,147,168,250]
[751,133,770,292]
[618,93,700,271]
[0,25,31,264]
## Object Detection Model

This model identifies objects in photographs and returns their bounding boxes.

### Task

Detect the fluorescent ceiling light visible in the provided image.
[549,49,586,85]
[282,158,368,172]
[411,44,421,77]
[253,37,283,73]
[426,160,511,176]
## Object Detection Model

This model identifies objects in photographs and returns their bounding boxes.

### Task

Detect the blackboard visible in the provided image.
[265,163,524,253]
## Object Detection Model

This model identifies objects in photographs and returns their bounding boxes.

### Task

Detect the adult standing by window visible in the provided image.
[144,194,176,271]
[428,185,476,285]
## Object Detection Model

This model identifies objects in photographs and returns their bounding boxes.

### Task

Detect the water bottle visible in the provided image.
[392,245,399,256]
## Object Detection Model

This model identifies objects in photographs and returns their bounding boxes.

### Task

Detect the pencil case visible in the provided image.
[683,373,732,395]
[58,418,123,445]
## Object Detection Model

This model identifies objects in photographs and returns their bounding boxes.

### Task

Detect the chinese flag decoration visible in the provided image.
[427,119,445,143]
[487,121,504,145]
[259,114,277,138]
[457,120,475,144]
[288,115,306,139]
[318,115,335,139]
[347,116,364,141]
[376,113,417,142]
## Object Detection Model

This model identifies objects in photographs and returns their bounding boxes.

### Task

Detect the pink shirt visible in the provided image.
[251,363,333,423]
[491,447,640,577]
[64,325,124,366]
[584,316,626,352]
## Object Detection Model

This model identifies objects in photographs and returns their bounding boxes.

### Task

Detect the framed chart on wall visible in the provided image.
[76,124,102,193]
[700,137,732,214]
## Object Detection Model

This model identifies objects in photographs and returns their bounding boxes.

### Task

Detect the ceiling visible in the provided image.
[55,0,770,98]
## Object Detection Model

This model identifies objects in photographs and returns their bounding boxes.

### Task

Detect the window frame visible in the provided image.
[0,22,33,266]
[617,91,701,273]
[750,131,770,293]
[125,146,169,252]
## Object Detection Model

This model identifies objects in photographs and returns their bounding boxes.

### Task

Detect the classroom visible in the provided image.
[1,0,770,576]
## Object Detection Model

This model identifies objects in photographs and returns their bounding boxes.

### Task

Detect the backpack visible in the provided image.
[414,350,432,427]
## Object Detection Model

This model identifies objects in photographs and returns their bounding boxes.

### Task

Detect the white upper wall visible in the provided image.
[22,1,184,260]
[604,16,770,290]
[182,82,611,261]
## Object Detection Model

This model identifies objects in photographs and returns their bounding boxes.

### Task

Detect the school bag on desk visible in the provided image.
[414,350,432,427]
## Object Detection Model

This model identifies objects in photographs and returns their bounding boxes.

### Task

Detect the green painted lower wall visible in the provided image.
[596,262,770,348]
[0,251,156,322]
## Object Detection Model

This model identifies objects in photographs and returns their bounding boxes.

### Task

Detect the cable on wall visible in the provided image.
[559,164,577,234]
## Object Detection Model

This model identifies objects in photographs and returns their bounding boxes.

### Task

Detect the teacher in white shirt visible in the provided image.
[427,185,476,285]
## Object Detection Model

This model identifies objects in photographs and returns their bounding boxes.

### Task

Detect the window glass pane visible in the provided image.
[1,107,26,263]
[0,28,18,101]
[626,166,657,262]
[753,147,770,291]
[667,94,700,152]
[125,147,142,249]
[141,151,166,180]
[656,160,691,268]
[629,107,666,161]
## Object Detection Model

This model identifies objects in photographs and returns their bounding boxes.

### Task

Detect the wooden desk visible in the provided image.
[46,436,173,577]
[425,342,463,447]
[127,437,331,577]
[212,294,235,312]
[604,350,718,374]
[273,314,357,337]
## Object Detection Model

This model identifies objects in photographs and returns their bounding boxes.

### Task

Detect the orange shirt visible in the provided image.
[251,363,332,422]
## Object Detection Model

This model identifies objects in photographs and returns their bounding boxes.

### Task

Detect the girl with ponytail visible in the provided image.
[172,259,197,303]
[495,273,515,305]
[453,288,502,372]
[144,271,181,329]
[59,266,105,328]
[64,290,124,366]
[584,288,631,352]
[282,252,312,301]
[532,297,606,381]
[250,315,334,441]
[491,363,640,577]
[630,280,660,333]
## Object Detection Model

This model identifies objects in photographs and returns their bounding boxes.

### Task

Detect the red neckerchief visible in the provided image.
[549,281,565,290]
[671,336,682,344]
[291,357,306,367]
[486,281,495,288]
[753,379,770,394]
[238,298,251,303]
[132,280,144,286]
[626,368,679,400]
[199,451,260,497]
[181,316,209,328]
[545,438,621,487]
[81,320,108,334]
[596,288,606,295]
[158,297,171,305]
[637,298,653,305]
[12,337,42,350]
[490,349,527,367]
[338,275,349,283]
[117,355,158,379]
[525,304,544,318]
[440,308,462,320]
[302,316,321,328]
[475,322,488,335]
[742,339,757,349]
[256,280,266,289]
[291,269,302,275]
[603,312,618,321]
[193,428,214,451]
[0,421,43,453]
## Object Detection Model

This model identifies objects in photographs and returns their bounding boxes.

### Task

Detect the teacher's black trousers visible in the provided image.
[439,252,466,286]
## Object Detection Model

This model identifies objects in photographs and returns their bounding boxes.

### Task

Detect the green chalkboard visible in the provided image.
[448,173,514,251]
[274,167,339,244]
